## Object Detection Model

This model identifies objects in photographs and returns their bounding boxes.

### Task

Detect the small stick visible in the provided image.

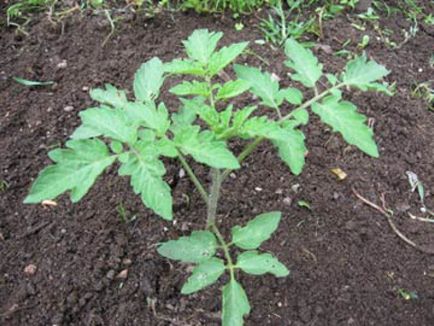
[16,221,53,240]
[352,187,434,255]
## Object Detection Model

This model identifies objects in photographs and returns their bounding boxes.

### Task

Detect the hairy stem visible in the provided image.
[222,83,344,182]
[176,149,209,204]
[206,169,223,228]
[211,224,236,280]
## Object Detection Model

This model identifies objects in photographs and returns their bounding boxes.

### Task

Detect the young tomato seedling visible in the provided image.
[25,29,391,325]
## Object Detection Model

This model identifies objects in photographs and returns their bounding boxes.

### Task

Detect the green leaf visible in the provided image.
[134,57,165,102]
[77,106,137,143]
[181,258,225,294]
[196,105,220,128]
[156,137,178,158]
[70,124,102,140]
[234,64,280,108]
[24,139,115,203]
[239,116,283,140]
[208,42,249,75]
[216,80,250,100]
[171,97,203,126]
[170,81,210,97]
[164,59,206,76]
[326,73,338,86]
[157,231,217,263]
[272,125,306,175]
[118,143,172,220]
[365,82,394,96]
[311,95,379,157]
[222,280,250,326]
[236,251,289,277]
[174,126,240,169]
[124,102,170,137]
[342,55,389,89]
[13,77,54,87]
[284,38,323,88]
[232,211,282,250]
[277,87,303,105]
[90,84,128,109]
[287,108,309,126]
[110,140,123,154]
[232,106,256,129]
[183,29,223,65]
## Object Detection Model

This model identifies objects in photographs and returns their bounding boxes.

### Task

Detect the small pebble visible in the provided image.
[116,269,128,279]
[229,173,236,179]
[122,258,132,266]
[275,188,283,195]
[106,270,115,280]
[24,264,37,276]
[283,197,292,206]
[57,60,67,69]
[63,106,74,112]
[255,187,263,192]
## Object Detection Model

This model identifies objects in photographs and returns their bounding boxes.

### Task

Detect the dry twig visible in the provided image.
[352,187,434,255]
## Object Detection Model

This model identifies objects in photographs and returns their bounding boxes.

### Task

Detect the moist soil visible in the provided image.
[1,4,434,326]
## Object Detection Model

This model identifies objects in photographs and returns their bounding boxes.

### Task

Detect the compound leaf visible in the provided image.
[236,251,289,277]
[118,143,172,220]
[170,81,210,97]
[78,106,137,143]
[157,231,217,263]
[174,126,240,169]
[284,38,323,88]
[183,29,223,65]
[24,139,115,203]
[208,41,249,75]
[234,64,280,108]
[181,258,225,294]
[232,211,282,250]
[342,55,389,89]
[312,95,378,157]
[90,84,128,109]
[134,57,165,102]
[222,279,250,326]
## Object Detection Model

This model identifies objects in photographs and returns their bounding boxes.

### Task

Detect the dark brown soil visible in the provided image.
[1,5,434,326]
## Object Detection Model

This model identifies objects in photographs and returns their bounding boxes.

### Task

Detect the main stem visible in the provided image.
[206,169,235,280]
[206,168,223,228]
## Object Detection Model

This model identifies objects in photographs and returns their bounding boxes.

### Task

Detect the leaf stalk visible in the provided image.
[177,149,209,204]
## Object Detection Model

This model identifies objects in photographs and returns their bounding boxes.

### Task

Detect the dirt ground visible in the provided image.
[1,3,434,326]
